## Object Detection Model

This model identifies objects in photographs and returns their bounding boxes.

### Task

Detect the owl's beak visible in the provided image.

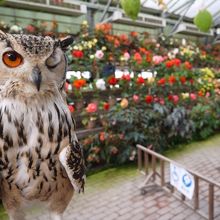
[32,66,42,91]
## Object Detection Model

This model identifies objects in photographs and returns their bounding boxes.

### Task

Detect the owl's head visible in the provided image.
[0,30,73,92]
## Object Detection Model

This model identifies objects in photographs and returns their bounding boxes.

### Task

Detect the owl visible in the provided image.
[0,30,85,220]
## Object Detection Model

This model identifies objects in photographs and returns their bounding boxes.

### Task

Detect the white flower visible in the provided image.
[66,71,76,80]
[101,46,107,51]
[96,79,106,90]
[173,48,179,55]
[10,25,22,33]
[182,38,186,46]
[95,50,104,59]
[90,55,95,59]
[73,45,78,50]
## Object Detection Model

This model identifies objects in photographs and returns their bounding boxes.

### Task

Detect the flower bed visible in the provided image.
[62,22,220,169]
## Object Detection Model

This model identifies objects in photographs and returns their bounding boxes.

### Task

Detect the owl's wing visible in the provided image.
[59,139,86,193]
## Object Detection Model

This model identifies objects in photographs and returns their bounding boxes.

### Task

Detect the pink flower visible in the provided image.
[206,92,210,97]
[159,98,165,105]
[172,95,179,104]
[190,93,197,101]
[152,55,164,65]
[86,103,97,113]
[95,50,104,59]
[123,52,130,61]
[133,95,139,103]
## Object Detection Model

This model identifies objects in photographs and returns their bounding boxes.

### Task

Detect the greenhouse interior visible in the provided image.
[0,0,220,219]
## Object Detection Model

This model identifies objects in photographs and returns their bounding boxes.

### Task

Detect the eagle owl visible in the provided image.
[0,30,85,220]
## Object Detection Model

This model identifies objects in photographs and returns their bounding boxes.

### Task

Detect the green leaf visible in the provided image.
[194,9,213,32]
[120,0,141,20]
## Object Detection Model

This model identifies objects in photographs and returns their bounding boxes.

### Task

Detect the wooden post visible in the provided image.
[138,148,142,171]
[152,155,156,181]
[194,176,199,210]
[144,152,149,175]
[160,160,165,186]
[208,184,214,220]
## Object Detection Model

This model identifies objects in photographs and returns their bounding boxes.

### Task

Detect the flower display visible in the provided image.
[108,76,118,86]
[153,55,164,65]
[95,50,104,59]
[72,50,84,58]
[96,79,106,90]
[120,98,129,109]
[145,95,153,104]
[73,79,86,89]
[136,76,145,84]
[86,103,98,113]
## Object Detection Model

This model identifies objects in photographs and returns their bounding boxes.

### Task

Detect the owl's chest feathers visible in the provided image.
[0,96,74,197]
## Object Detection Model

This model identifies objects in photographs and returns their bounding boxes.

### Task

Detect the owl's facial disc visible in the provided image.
[32,66,42,91]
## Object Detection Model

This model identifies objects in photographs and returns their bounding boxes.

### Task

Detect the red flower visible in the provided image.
[72,50,84,58]
[168,94,173,101]
[189,79,194,84]
[166,60,174,68]
[174,58,181,66]
[134,52,142,64]
[73,79,86,89]
[165,58,181,68]
[136,76,145,85]
[145,95,153,104]
[121,74,131,81]
[108,76,118,85]
[169,75,176,84]
[158,78,166,86]
[180,76,186,84]
[68,105,75,113]
[103,102,110,111]
[184,61,192,70]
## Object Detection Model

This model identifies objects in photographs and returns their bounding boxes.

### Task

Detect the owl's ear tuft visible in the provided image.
[0,29,7,39]
[60,36,74,51]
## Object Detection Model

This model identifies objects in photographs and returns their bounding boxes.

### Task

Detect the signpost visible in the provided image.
[170,163,195,200]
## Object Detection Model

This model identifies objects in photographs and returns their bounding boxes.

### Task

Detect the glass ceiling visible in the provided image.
[142,0,220,25]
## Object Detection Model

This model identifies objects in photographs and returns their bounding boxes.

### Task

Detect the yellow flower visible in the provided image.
[102,46,107,51]
[148,77,155,84]
[93,38,98,44]
[82,20,88,26]
[120,98,128,109]
[182,93,189,99]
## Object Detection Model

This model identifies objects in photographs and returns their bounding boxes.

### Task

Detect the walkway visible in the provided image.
[25,135,220,219]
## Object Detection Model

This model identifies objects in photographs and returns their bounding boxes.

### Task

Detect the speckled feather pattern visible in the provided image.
[0,32,85,218]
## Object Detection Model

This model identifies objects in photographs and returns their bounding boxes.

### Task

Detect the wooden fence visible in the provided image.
[137,144,220,220]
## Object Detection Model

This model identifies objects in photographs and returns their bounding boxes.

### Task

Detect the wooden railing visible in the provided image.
[137,144,220,220]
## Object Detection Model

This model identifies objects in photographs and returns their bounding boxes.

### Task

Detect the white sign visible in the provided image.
[170,163,195,200]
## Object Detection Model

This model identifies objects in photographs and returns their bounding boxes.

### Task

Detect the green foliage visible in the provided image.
[120,0,141,20]
[194,10,213,32]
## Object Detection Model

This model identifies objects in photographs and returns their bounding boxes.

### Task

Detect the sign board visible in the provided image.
[170,163,195,200]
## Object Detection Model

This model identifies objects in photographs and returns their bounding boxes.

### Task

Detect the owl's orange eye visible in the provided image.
[3,51,23,68]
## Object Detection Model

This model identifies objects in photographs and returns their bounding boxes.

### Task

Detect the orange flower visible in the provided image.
[130,31,138,37]
[73,79,86,89]
[99,132,105,142]
[134,52,142,64]
[95,23,112,34]
[168,75,176,84]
